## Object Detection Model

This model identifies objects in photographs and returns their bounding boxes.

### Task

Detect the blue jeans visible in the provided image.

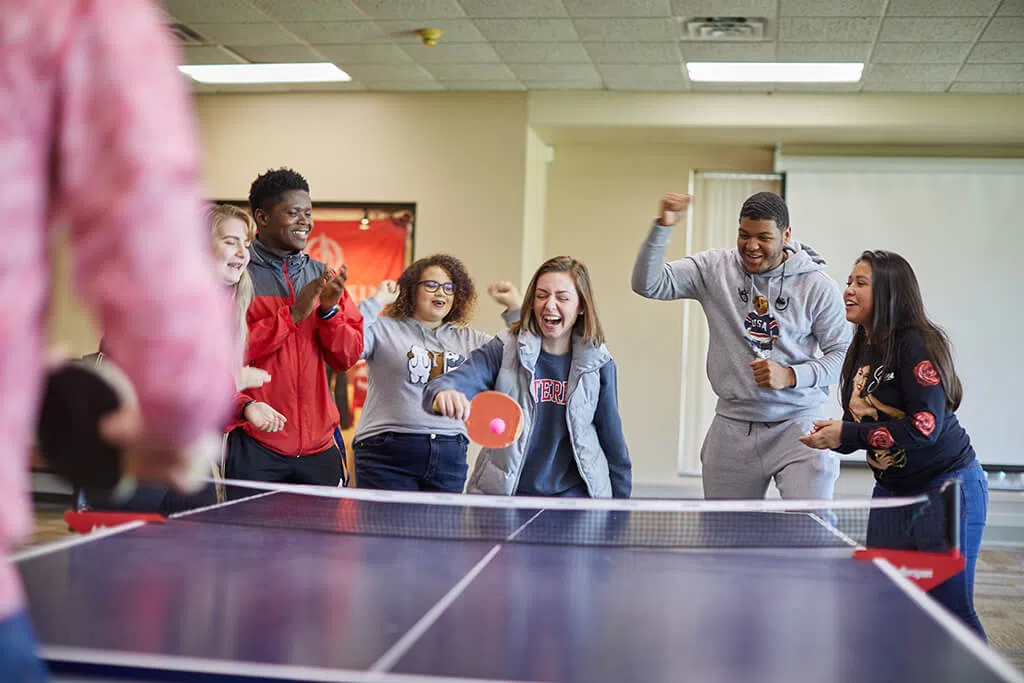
[354,432,468,493]
[866,461,988,639]
[0,610,49,682]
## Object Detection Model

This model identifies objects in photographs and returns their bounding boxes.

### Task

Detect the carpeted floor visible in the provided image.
[19,500,1024,674]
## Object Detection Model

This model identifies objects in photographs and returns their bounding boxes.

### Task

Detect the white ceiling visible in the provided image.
[163,0,1024,94]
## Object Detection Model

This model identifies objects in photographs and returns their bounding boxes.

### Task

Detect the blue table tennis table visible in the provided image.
[15,489,1024,683]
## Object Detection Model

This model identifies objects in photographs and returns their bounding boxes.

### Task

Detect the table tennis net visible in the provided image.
[185,479,963,553]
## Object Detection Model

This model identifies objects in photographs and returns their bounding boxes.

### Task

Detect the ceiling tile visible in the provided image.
[598,64,686,88]
[968,43,1024,62]
[574,17,679,41]
[997,0,1024,15]
[354,0,466,20]
[780,0,884,17]
[182,46,247,64]
[438,80,527,90]
[190,22,302,46]
[776,42,872,61]
[681,42,776,60]
[878,17,988,41]
[606,80,690,91]
[957,63,1024,81]
[884,0,1000,16]
[232,45,324,62]
[778,17,880,42]
[493,42,592,63]
[282,21,387,43]
[364,81,445,91]
[508,64,602,81]
[564,0,672,16]
[401,43,501,63]
[773,82,863,91]
[949,81,1024,92]
[872,42,973,63]
[422,64,516,80]
[980,17,1024,41]
[522,79,604,89]
[374,19,489,43]
[315,44,414,64]
[861,80,948,91]
[249,0,365,21]
[670,0,778,19]
[458,0,568,17]
[584,42,683,63]
[163,0,270,23]
[340,63,436,81]
[473,18,580,41]
[864,63,961,80]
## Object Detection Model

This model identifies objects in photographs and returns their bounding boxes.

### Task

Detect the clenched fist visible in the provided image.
[487,281,521,311]
[659,193,693,227]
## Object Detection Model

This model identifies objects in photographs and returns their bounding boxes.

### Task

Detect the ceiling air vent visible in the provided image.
[168,23,207,46]
[683,17,766,41]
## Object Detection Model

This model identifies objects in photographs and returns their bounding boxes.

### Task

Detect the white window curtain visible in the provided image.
[678,172,783,475]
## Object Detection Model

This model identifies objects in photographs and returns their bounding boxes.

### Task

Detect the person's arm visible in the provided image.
[631,193,705,301]
[421,337,504,414]
[791,275,854,389]
[839,332,950,453]
[594,361,632,498]
[57,0,233,449]
[317,289,364,372]
[245,305,300,365]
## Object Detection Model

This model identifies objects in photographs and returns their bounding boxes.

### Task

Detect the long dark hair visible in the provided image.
[513,256,605,346]
[385,254,476,325]
[840,250,962,410]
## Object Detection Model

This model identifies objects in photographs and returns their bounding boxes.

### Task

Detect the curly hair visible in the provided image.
[385,254,476,325]
[248,168,310,216]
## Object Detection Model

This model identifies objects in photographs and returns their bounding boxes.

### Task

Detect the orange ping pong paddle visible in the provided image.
[465,391,523,449]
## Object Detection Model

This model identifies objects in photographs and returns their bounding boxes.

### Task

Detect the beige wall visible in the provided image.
[544,144,774,485]
[44,89,1024,489]
[195,92,531,332]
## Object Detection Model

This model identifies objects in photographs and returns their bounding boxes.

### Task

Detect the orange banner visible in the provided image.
[305,218,406,304]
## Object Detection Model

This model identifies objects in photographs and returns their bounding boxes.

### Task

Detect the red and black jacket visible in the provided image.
[240,238,363,455]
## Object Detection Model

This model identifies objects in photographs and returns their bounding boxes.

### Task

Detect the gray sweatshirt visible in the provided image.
[353,296,517,442]
[632,221,852,422]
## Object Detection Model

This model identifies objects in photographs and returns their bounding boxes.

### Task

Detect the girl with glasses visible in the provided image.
[424,256,631,498]
[354,254,520,492]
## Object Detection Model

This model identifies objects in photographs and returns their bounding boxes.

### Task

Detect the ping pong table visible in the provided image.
[15,487,1024,683]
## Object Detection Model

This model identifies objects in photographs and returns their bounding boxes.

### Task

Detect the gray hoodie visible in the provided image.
[632,221,852,422]
[354,296,517,442]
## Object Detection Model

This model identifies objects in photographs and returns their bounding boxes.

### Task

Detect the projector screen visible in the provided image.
[777,156,1024,468]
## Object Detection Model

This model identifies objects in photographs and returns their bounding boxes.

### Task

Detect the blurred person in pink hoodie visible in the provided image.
[1,1,236,678]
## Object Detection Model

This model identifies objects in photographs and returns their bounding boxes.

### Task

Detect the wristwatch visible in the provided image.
[317,304,339,320]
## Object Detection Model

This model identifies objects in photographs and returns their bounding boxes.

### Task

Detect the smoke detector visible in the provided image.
[683,17,766,41]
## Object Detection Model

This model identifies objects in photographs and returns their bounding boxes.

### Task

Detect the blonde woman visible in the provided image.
[207,204,285,432]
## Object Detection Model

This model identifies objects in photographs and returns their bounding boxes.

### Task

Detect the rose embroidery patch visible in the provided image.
[914,360,940,387]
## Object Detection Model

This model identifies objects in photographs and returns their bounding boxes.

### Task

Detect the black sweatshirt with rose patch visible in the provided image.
[835,328,976,494]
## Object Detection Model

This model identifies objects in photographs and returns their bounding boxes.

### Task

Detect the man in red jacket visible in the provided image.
[225,168,363,489]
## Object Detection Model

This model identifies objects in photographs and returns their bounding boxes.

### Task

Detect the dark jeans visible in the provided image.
[866,461,988,639]
[225,429,344,499]
[0,611,49,682]
[354,432,468,493]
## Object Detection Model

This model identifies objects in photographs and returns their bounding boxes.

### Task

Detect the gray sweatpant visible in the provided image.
[700,414,839,500]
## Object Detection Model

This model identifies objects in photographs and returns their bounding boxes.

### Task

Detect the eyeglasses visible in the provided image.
[418,280,456,295]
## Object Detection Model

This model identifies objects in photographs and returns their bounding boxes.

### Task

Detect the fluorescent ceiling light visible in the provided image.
[178,62,351,84]
[686,62,863,83]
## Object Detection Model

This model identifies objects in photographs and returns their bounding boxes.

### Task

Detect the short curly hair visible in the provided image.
[385,254,476,326]
[248,168,310,216]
